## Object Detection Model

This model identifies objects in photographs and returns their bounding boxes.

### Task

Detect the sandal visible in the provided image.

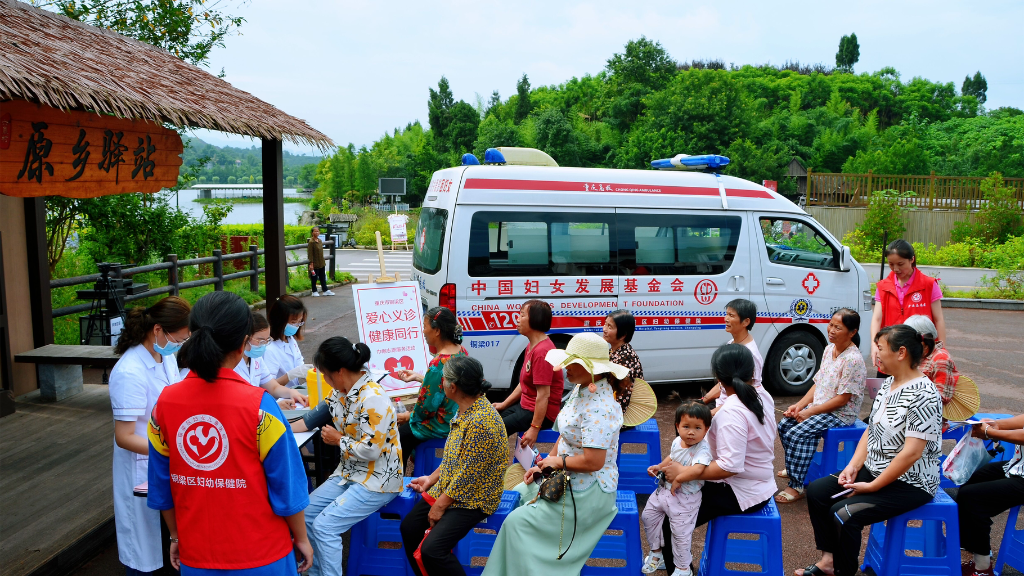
[777,469,789,478]
[775,487,805,503]
[795,564,832,576]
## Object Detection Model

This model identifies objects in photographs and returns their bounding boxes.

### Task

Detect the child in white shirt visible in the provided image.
[641,397,714,576]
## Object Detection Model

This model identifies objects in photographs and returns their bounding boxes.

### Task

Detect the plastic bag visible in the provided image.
[942,433,990,485]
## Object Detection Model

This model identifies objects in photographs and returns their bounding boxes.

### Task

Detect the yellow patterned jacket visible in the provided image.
[326,373,403,493]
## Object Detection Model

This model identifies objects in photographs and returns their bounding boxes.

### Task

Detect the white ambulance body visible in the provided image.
[411,150,872,395]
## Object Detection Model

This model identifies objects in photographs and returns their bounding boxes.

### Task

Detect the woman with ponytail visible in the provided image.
[291,336,403,576]
[659,344,777,575]
[393,306,467,457]
[799,324,941,576]
[108,296,190,575]
[146,292,313,575]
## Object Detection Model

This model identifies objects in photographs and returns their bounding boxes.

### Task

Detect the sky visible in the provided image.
[190,0,1024,156]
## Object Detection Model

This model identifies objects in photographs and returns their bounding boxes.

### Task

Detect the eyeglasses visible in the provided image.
[166,333,189,346]
[250,336,272,346]
[288,321,305,327]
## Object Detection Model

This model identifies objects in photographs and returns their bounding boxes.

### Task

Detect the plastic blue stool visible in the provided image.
[616,419,662,495]
[581,490,643,575]
[455,490,520,576]
[860,489,961,576]
[803,420,868,485]
[995,506,1024,576]
[412,437,447,477]
[347,477,418,576]
[697,498,783,576]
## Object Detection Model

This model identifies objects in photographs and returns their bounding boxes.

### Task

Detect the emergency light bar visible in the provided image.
[651,154,730,171]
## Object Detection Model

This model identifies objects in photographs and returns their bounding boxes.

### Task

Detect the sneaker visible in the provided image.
[641,552,664,574]
[671,568,693,576]
[323,290,335,296]
[311,291,320,297]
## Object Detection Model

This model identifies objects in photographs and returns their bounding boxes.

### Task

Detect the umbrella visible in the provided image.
[623,378,658,427]
[504,463,528,490]
[943,375,981,421]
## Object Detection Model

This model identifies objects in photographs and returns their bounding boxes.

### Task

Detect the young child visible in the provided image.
[641,397,714,576]
[701,298,763,413]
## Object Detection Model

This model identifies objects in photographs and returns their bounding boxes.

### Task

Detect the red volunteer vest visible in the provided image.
[877,270,936,328]
[154,368,292,569]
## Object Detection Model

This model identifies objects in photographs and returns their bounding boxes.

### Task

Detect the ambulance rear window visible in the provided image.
[413,208,448,275]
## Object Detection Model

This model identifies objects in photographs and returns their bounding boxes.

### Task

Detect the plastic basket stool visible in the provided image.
[803,420,868,485]
[860,489,961,576]
[696,498,783,576]
[347,478,418,576]
[616,419,662,495]
[455,490,520,576]
[995,506,1024,576]
[581,490,643,575]
[412,437,447,477]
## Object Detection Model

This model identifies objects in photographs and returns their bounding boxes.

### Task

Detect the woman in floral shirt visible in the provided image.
[395,307,467,458]
[291,337,403,576]
[401,356,509,576]
[776,309,866,503]
[604,309,644,414]
[483,333,625,576]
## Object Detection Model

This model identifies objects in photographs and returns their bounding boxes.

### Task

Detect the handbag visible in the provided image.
[529,455,578,560]
[413,493,438,576]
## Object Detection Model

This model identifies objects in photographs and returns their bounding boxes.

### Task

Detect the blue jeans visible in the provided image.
[305,479,398,576]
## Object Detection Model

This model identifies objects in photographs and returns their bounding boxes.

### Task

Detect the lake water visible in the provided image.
[170,188,312,225]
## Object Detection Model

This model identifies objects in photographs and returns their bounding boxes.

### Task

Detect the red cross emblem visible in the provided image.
[802,272,820,295]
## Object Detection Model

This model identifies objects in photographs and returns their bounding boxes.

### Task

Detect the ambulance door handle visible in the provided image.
[730,275,745,291]
[765,277,785,286]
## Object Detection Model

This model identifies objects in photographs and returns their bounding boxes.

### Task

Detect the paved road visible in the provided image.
[72,300,1024,576]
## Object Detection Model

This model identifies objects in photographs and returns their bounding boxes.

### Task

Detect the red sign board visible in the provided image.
[762,180,778,192]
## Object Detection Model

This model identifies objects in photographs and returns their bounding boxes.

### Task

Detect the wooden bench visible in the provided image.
[15,345,121,401]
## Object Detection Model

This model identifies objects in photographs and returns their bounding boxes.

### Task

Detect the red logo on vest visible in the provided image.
[911,292,923,303]
[802,273,820,295]
[176,415,230,471]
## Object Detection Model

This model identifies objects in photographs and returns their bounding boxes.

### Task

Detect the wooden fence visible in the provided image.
[807,206,971,248]
[807,170,1024,210]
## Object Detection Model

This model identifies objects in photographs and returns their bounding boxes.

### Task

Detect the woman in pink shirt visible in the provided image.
[659,344,777,574]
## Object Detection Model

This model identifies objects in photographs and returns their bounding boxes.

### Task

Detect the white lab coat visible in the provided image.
[264,336,304,387]
[234,355,274,387]
[108,344,181,572]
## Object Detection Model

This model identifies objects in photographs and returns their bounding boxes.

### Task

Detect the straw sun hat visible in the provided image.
[545,333,630,381]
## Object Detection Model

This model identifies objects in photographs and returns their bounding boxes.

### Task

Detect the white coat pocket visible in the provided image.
[134,454,149,486]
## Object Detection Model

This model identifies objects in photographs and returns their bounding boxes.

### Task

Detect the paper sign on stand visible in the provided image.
[352,281,428,398]
[387,214,409,243]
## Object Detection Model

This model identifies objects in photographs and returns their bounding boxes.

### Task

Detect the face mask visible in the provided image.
[245,344,267,359]
[284,324,300,337]
[154,333,182,356]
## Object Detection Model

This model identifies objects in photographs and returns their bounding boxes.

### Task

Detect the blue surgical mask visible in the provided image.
[245,344,267,359]
[154,333,182,356]
[284,324,300,337]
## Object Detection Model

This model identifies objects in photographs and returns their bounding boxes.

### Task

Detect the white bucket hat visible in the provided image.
[545,332,630,381]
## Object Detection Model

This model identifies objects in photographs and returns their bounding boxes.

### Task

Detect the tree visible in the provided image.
[961,71,988,104]
[514,74,532,125]
[446,101,481,153]
[835,33,860,73]
[473,116,521,157]
[485,90,501,117]
[606,37,676,130]
[31,0,245,66]
[428,76,455,151]
[297,163,318,188]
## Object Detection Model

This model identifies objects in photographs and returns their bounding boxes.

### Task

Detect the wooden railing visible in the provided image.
[50,241,335,318]
[807,170,1024,210]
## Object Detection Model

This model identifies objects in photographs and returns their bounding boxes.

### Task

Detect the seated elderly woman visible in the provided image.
[603,309,644,414]
[954,415,1024,576]
[481,333,626,576]
[904,314,960,405]
[400,356,510,576]
[291,337,404,576]
[798,324,943,576]
[776,308,867,503]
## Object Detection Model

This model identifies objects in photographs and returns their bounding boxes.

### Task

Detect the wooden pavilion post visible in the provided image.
[24,198,53,347]
[262,139,287,305]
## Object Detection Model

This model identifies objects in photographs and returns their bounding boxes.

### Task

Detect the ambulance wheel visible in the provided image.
[765,331,823,395]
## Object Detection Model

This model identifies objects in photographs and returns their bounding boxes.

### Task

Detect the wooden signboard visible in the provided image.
[0,99,183,198]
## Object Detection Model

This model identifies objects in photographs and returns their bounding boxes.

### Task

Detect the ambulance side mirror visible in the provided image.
[839,245,852,271]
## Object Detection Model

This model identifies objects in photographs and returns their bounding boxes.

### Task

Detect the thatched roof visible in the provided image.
[0,0,334,151]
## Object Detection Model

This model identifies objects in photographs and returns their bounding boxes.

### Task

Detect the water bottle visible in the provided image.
[395,398,408,414]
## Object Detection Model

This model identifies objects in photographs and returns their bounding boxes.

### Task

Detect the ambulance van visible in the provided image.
[410,148,872,395]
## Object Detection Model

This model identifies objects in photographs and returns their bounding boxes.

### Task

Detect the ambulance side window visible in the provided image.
[759,217,839,271]
[617,214,741,275]
[468,211,616,277]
